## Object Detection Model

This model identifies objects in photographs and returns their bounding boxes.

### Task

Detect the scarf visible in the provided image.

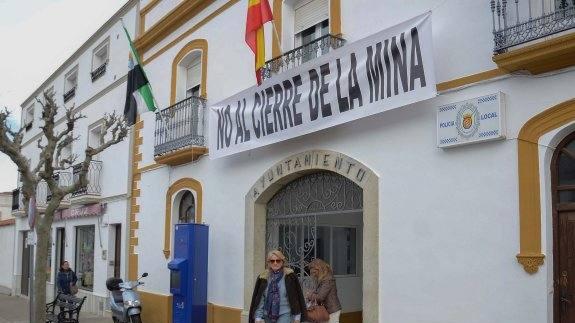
[264,269,284,322]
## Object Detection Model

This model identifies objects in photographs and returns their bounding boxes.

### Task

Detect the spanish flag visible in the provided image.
[246,0,273,85]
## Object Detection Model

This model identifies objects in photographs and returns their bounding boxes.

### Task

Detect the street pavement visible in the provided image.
[0,294,110,323]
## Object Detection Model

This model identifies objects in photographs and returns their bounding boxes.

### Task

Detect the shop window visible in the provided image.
[75,225,95,291]
[178,191,196,224]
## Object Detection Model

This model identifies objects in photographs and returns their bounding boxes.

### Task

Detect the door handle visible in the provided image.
[561,297,572,304]
[561,271,569,287]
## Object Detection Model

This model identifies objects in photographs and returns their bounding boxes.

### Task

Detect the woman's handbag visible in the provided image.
[69,283,78,295]
[306,300,329,322]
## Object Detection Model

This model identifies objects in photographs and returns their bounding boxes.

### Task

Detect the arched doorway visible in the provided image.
[553,131,575,322]
[243,150,379,323]
[266,171,363,319]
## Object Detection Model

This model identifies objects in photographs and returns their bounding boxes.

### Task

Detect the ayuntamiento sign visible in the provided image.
[209,12,436,159]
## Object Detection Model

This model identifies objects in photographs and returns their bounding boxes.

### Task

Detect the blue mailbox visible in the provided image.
[168,223,209,323]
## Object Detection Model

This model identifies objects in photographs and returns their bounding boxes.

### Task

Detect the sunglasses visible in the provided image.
[268,259,283,264]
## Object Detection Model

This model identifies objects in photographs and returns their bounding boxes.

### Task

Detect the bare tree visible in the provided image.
[0,92,128,322]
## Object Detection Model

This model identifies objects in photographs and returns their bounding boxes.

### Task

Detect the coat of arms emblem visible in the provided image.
[456,103,480,138]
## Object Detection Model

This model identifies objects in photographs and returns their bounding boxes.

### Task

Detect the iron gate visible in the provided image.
[266,171,363,289]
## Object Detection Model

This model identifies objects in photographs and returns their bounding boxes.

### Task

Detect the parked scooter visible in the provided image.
[106,273,148,323]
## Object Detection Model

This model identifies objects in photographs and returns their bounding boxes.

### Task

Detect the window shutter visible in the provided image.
[294,0,329,34]
[186,60,201,90]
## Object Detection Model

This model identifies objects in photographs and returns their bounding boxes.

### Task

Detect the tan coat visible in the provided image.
[309,277,342,314]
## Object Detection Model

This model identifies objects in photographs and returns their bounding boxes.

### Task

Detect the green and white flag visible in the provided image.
[122,24,156,125]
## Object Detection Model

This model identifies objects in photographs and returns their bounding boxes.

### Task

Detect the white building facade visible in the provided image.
[9,1,138,315]
[130,0,575,323]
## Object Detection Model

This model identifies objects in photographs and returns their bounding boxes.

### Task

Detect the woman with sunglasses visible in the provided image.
[249,250,307,323]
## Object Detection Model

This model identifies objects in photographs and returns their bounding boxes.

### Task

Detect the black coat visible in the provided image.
[57,269,77,294]
[248,268,307,323]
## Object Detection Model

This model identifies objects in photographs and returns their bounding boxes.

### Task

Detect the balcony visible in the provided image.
[262,34,346,81]
[91,61,107,82]
[71,160,102,204]
[491,0,575,74]
[63,87,76,103]
[46,171,72,208]
[154,96,208,165]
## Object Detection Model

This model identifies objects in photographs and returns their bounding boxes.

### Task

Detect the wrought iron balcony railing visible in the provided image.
[262,34,346,81]
[63,87,76,103]
[154,96,207,156]
[72,160,103,198]
[11,188,21,211]
[492,0,575,53]
[91,61,108,82]
[46,171,73,203]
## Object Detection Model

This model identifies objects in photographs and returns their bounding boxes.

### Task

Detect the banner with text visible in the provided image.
[209,12,436,158]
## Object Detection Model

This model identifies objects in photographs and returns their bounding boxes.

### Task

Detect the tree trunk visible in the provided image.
[33,202,58,323]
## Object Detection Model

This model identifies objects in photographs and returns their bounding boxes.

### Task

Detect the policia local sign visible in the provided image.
[209,12,436,159]
[437,92,506,148]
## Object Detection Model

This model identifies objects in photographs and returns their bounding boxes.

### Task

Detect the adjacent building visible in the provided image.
[0,191,15,295]
[8,1,138,315]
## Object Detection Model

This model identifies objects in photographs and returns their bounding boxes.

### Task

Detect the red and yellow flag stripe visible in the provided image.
[246,0,273,85]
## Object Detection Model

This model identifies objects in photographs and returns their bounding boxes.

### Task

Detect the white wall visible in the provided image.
[0,224,15,294]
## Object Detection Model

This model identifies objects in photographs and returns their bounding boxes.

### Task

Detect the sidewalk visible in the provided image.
[0,294,110,323]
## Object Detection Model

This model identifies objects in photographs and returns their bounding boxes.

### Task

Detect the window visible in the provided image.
[178,191,196,223]
[56,141,73,167]
[64,67,78,103]
[91,39,109,82]
[176,50,203,101]
[294,0,329,47]
[331,227,357,275]
[75,225,95,290]
[24,104,34,131]
[88,123,104,151]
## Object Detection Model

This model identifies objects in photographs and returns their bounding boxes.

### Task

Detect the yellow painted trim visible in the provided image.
[436,68,507,92]
[493,32,575,74]
[208,303,241,323]
[128,117,144,280]
[330,0,342,36]
[272,0,282,58]
[141,0,162,15]
[164,178,204,259]
[517,99,575,273]
[138,162,164,173]
[154,146,209,166]
[170,39,208,104]
[143,0,240,65]
[135,0,218,55]
[139,291,172,323]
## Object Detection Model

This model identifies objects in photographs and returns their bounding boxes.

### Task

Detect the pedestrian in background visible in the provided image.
[307,259,342,323]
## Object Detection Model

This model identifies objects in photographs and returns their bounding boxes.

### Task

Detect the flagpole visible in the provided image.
[271,21,282,58]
